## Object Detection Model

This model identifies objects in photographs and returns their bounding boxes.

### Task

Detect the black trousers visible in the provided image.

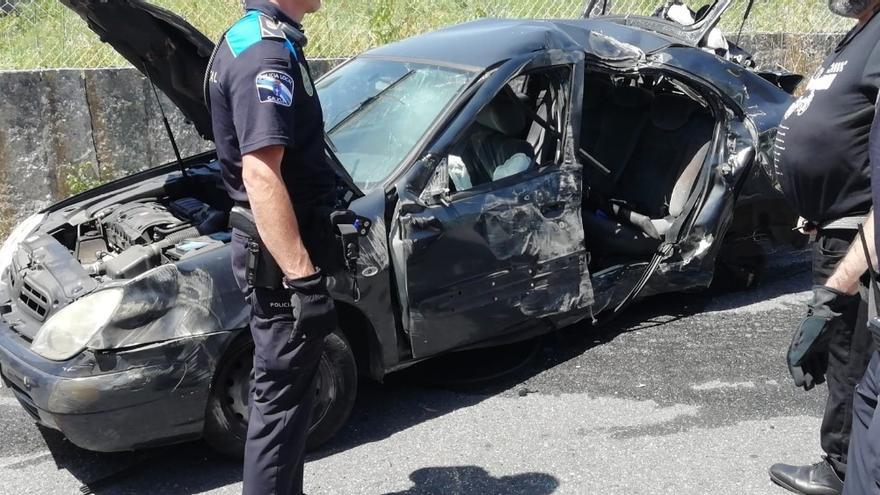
[231,205,339,495]
[812,230,873,475]
[843,348,880,494]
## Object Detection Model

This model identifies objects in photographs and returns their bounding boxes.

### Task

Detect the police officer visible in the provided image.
[206,0,337,494]
[842,98,880,495]
[769,1,880,494]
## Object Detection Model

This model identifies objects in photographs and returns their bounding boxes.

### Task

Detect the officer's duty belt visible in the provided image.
[805,215,869,232]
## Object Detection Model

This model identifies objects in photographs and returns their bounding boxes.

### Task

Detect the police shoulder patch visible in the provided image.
[256,70,294,107]
[258,16,285,40]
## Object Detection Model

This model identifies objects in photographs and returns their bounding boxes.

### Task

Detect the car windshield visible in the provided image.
[317,58,473,192]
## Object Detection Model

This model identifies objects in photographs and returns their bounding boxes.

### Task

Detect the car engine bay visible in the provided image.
[0,165,236,331]
[76,196,229,280]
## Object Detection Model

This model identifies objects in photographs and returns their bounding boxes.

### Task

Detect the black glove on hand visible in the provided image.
[286,270,338,342]
[787,285,857,391]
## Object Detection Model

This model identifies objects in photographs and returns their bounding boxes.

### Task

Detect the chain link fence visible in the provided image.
[0,0,858,71]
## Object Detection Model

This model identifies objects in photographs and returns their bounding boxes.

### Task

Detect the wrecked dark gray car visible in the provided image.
[0,0,796,455]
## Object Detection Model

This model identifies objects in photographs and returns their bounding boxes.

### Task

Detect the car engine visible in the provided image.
[76,197,229,280]
[101,198,226,251]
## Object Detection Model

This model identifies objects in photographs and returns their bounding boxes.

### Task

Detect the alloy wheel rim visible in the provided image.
[222,344,339,431]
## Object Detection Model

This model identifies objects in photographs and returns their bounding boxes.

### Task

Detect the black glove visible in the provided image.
[286,270,338,342]
[787,285,857,391]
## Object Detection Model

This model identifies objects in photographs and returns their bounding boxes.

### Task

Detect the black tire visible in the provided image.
[711,238,767,292]
[204,329,358,458]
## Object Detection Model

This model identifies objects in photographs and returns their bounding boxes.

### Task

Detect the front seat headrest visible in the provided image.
[651,93,700,131]
[477,89,529,137]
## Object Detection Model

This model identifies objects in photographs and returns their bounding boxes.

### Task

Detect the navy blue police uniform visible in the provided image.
[206,2,338,494]
[843,98,880,495]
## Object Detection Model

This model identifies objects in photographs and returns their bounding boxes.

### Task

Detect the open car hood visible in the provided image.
[586,0,734,47]
[60,0,363,196]
[61,0,215,140]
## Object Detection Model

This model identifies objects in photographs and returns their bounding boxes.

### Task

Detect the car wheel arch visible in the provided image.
[202,326,360,456]
[212,300,385,382]
[334,300,386,382]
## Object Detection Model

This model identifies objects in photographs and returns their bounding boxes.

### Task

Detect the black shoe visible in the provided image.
[769,458,843,495]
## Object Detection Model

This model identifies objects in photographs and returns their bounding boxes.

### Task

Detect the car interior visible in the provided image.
[446,67,570,193]
[440,65,717,273]
[579,71,716,270]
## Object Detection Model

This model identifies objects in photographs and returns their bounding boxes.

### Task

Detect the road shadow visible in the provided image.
[695,250,811,313]
[310,340,545,461]
[311,291,700,461]
[383,466,559,495]
[30,426,240,494]
[315,253,812,459]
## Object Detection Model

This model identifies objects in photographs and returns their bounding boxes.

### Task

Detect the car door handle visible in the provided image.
[540,201,566,218]
[408,215,443,231]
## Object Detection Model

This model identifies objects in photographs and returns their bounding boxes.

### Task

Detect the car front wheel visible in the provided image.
[204,329,358,458]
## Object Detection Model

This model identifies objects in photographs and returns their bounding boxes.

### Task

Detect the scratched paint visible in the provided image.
[84,264,223,350]
[358,215,388,276]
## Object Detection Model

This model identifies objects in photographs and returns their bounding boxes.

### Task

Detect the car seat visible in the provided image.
[582,83,654,196]
[583,92,714,257]
[459,89,536,187]
[615,93,714,219]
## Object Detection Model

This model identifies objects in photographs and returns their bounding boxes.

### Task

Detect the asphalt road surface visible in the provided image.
[0,248,831,494]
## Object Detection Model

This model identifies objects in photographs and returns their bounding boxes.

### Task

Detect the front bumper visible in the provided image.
[0,321,233,452]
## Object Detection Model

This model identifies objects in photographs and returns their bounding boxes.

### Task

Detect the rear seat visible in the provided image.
[582,92,714,257]
[580,80,654,197]
[614,93,714,220]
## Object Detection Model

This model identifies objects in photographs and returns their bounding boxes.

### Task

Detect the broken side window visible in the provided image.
[447,67,571,194]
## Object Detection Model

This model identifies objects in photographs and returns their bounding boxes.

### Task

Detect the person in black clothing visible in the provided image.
[843,95,880,495]
[769,1,880,494]
[206,0,338,494]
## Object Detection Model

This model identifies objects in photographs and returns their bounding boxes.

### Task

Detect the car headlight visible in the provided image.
[0,213,45,287]
[30,288,124,361]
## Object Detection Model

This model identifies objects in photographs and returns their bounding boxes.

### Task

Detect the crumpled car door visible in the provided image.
[389,53,593,359]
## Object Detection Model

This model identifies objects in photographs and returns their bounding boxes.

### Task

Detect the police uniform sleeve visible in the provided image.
[226,42,299,155]
[863,35,880,94]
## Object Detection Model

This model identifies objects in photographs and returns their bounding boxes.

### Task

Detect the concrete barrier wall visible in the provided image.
[0,59,342,237]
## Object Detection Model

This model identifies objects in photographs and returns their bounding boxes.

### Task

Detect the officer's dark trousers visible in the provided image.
[813,230,873,476]
[843,349,880,494]
[231,229,327,495]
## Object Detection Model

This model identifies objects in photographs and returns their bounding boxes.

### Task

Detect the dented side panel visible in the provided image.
[336,189,402,372]
[388,55,592,359]
[639,106,761,298]
[396,160,591,359]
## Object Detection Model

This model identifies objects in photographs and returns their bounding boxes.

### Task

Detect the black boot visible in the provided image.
[769,457,843,495]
